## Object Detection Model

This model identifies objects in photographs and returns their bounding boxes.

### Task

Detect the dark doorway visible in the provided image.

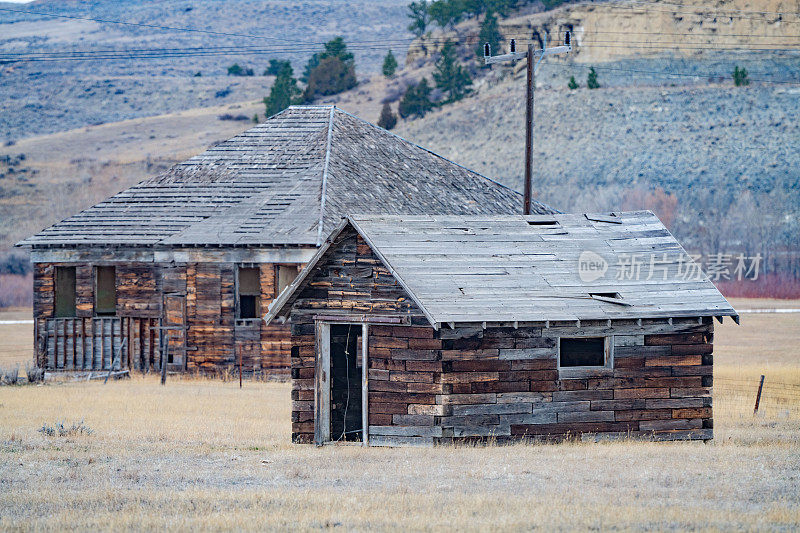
[329,324,363,442]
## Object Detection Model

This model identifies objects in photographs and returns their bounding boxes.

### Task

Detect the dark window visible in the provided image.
[94,266,116,316]
[560,337,606,367]
[54,266,76,318]
[277,264,300,295]
[238,267,260,319]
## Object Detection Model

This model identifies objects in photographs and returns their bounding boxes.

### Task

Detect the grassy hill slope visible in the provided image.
[0,0,411,141]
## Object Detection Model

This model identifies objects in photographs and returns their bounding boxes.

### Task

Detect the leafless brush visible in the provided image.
[38,420,94,437]
[1,365,19,385]
[25,363,45,383]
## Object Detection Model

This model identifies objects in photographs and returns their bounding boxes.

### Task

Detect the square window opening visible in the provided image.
[560,337,606,367]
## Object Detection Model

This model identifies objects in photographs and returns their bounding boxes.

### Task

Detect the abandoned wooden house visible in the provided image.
[17,105,549,376]
[265,212,738,445]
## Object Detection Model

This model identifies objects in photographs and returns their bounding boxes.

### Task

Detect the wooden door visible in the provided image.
[162,293,187,370]
[314,321,369,446]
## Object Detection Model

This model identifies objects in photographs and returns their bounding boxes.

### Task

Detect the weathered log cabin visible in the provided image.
[17,106,549,376]
[265,212,738,445]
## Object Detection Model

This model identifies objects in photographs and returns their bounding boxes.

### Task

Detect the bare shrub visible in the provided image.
[381,77,414,104]
[1,365,19,385]
[0,273,33,308]
[716,273,800,299]
[38,420,94,437]
[26,363,45,383]
[621,186,678,230]
[217,113,250,121]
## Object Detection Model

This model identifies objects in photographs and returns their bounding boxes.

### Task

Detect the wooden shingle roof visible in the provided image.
[19,106,548,248]
[266,212,738,326]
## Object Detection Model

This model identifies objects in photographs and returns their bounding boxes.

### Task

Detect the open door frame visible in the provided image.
[314,321,369,446]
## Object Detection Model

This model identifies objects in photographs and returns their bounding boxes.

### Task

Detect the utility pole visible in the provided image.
[484,32,572,214]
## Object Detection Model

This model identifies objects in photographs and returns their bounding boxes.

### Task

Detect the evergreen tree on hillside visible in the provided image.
[264,59,291,76]
[383,50,398,78]
[587,67,600,89]
[377,103,398,130]
[301,37,358,101]
[407,1,430,37]
[302,58,357,101]
[398,78,433,119]
[733,66,749,87]
[568,76,579,90]
[320,37,354,63]
[433,41,472,102]
[475,10,502,60]
[227,63,254,76]
[428,0,464,28]
[264,62,300,117]
[301,54,319,84]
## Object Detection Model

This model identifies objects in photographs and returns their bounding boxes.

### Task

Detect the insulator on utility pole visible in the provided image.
[482,33,572,215]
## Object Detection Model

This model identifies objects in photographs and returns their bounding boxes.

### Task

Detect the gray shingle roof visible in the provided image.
[18,106,549,248]
[266,212,738,326]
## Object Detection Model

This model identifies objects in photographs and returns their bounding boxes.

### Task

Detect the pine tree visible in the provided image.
[733,66,749,87]
[263,63,300,117]
[320,37,354,63]
[407,1,429,37]
[428,0,463,28]
[475,10,502,60]
[377,103,398,130]
[433,41,472,102]
[587,67,600,89]
[301,54,319,84]
[398,78,433,119]
[264,59,291,76]
[302,56,357,101]
[382,50,398,78]
[227,63,254,76]
[568,76,579,90]
[301,37,357,101]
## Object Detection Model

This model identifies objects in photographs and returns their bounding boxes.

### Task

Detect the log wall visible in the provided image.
[289,228,428,442]
[32,260,293,375]
[287,229,715,445]
[426,319,714,444]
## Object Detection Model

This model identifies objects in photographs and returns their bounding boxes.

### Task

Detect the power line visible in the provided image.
[607,1,800,24]
[3,36,798,60]
[0,6,422,47]
[626,0,800,18]
[576,30,800,38]
[2,46,797,85]
[568,62,799,84]
[0,6,296,43]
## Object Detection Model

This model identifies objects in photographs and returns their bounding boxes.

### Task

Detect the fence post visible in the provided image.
[754,375,765,414]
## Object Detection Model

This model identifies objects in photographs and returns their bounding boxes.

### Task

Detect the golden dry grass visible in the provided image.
[1,300,799,530]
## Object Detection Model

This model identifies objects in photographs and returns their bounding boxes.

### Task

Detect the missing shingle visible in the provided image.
[526,219,560,227]
[590,292,632,306]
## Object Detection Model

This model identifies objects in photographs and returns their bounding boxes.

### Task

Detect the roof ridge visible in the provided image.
[316,106,336,246]
[331,107,559,214]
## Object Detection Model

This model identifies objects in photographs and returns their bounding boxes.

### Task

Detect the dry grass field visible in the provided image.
[1,300,799,530]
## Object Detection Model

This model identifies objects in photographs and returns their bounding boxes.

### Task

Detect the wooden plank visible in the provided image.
[362,323,369,446]
[315,322,330,445]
